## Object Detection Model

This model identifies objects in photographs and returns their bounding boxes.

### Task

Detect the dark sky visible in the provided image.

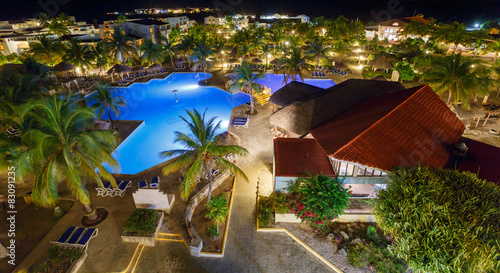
[1,0,499,24]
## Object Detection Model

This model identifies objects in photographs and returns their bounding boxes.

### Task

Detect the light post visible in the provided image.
[173,90,179,103]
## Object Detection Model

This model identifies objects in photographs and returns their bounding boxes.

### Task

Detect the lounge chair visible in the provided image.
[103,181,114,196]
[232,116,249,128]
[52,226,77,245]
[76,228,98,250]
[321,72,326,78]
[114,180,131,197]
[138,180,148,189]
[150,176,160,189]
[181,64,186,69]
[95,187,107,197]
[67,227,86,244]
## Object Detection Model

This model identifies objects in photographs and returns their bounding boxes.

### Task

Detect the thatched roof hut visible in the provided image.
[334,62,348,71]
[51,62,75,72]
[270,81,328,107]
[214,131,241,146]
[269,79,405,135]
[270,58,280,64]
[370,54,393,70]
[230,47,238,58]
[251,58,263,63]
[227,58,239,63]
[107,64,131,75]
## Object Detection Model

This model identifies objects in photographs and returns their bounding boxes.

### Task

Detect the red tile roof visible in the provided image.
[311,85,465,171]
[274,138,335,177]
[404,17,430,24]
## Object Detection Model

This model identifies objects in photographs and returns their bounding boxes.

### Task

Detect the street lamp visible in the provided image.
[172,90,179,103]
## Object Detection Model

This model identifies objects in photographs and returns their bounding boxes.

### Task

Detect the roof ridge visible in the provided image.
[332,85,427,160]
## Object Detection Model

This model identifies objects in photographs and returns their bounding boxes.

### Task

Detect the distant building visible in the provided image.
[204,16,225,26]
[259,13,309,23]
[365,17,430,41]
[124,19,169,43]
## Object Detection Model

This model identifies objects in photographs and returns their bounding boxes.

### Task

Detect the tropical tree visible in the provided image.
[229,61,264,115]
[159,36,176,68]
[37,13,51,27]
[205,194,229,234]
[306,37,329,68]
[394,61,416,82]
[90,42,109,75]
[260,43,272,67]
[168,27,182,44]
[190,41,216,83]
[10,94,119,222]
[87,83,126,129]
[29,35,64,66]
[373,166,500,273]
[178,35,195,67]
[278,47,313,84]
[102,26,138,64]
[116,14,127,24]
[63,38,94,72]
[48,18,70,37]
[488,40,500,63]
[56,12,73,25]
[139,39,164,66]
[159,109,248,201]
[422,54,479,109]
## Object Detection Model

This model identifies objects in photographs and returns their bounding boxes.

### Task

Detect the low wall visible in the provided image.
[275,212,376,223]
[121,211,164,246]
[67,251,88,273]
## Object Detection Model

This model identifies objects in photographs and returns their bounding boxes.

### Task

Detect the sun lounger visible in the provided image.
[103,181,115,196]
[138,180,148,189]
[67,227,86,244]
[114,180,131,197]
[95,187,107,197]
[321,72,326,78]
[150,176,160,189]
[53,226,77,245]
[232,116,249,128]
[76,228,98,250]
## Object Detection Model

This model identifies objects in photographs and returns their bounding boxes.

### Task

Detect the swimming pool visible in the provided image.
[87,72,335,175]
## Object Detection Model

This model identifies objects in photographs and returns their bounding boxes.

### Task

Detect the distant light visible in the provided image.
[356,49,361,53]
[475,23,480,28]
[359,65,364,70]
[184,84,199,90]
[425,50,430,54]
[471,64,476,68]
[285,41,289,46]
[267,54,271,58]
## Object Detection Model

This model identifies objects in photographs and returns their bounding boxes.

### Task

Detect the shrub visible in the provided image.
[123,209,159,235]
[258,196,273,227]
[205,194,229,225]
[288,174,350,229]
[206,224,220,238]
[373,166,500,272]
[366,226,380,244]
[269,191,290,214]
[347,242,406,272]
[32,245,83,273]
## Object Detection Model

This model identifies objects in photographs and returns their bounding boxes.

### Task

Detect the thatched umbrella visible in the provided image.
[214,131,241,146]
[149,63,163,71]
[230,47,238,58]
[51,62,75,72]
[175,58,186,64]
[270,58,280,65]
[334,62,348,71]
[227,58,239,64]
[132,65,146,72]
[370,54,393,71]
[251,58,263,63]
[107,64,131,82]
[269,101,314,135]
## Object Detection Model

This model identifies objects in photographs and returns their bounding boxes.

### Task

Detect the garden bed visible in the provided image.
[29,244,85,273]
[191,176,234,253]
[121,209,163,246]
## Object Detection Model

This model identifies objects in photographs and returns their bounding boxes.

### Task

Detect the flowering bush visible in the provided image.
[288,174,350,229]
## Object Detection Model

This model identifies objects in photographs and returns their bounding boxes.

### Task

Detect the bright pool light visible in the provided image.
[184,84,200,90]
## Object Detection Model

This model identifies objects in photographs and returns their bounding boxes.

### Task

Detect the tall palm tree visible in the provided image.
[29,35,64,65]
[87,83,126,129]
[63,38,94,72]
[190,41,216,83]
[178,35,195,67]
[306,37,329,68]
[56,12,73,25]
[267,29,285,54]
[37,13,51,27]
[90,42,109,75]
[159,36,176,68]
[159,109,248,201]
[139,39,164,66]
[422,54,479,110]
[169,27,182,44]
[48,18,70,37]
[12,94,119,221]
[229,61,264,115]
[488,40,500,64]
[260,43,272,67]
[102,26,138,64]
[278,47,313,84]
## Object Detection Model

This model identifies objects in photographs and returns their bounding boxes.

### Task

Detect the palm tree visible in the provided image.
[37,13,51,27]
[159,36,176,68]
[488,40,500,64]
[87,83,126,129]
[205,195,229,234]
[90,42,109,75]
[56,12,73,25]
[159,109,248,201]
[169,27,182,44]
[139,39,164,66]
[48,18,70,37]
[278,47,313,84]
[260,43,272,67]
[102,26,138,64]
[29,35,64,65]
[178,35,195,67]
[190,41,216,83]
[229,61,265,115]
[422,54,479,110]
[13,94,119,221]
[63,39,94,73]
[306,37,329,68]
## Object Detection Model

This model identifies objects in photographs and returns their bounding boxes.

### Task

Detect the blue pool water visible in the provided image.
[87,72,335,175]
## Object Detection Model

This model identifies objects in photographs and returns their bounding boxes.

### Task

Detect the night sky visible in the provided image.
[1,0,499,24]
